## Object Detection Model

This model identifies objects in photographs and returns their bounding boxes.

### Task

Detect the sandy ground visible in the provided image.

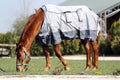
[0,75,120,80]
[29,55,120,61]
[63,55,120,60]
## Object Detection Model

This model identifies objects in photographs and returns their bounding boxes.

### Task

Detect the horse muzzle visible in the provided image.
[16,66,28,72]
[16,47,30,72]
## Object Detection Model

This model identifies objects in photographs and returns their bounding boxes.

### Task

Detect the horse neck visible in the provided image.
[18,8,44,50]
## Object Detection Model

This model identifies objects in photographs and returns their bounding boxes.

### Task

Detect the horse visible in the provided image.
[16,5,100,72]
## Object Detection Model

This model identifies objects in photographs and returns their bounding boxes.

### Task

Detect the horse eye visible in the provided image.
[16,45,22,51]
[16,52,21,57]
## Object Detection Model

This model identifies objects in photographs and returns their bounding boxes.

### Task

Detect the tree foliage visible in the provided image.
[12,15,28,36]
[99,18,120,56]
[109,19,120,55]
[0,32,17,44]
[61,39,85,55]
[0,32,18,57]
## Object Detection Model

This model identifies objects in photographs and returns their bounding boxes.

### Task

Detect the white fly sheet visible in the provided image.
[36,5,101,45]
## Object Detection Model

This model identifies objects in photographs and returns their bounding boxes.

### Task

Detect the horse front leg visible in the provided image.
[91,40,99,70]
[54,44,70,71]
[81,40,91,70]
[43,46,51,71]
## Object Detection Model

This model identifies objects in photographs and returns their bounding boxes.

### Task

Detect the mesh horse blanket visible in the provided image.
[36,5,100,45]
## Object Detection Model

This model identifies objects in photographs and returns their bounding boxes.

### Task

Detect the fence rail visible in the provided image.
[0,44,16,57]
[0,44,16,47]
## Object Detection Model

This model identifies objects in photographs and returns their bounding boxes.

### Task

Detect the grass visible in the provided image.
[0,57,120,75]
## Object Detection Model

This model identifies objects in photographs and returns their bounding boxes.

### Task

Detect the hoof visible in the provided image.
[44,67,50,71]
[93,67,98,71]
[16,67,28,72]
[17,68,27,72]
[64,66,70,71]
[84,66,91,71]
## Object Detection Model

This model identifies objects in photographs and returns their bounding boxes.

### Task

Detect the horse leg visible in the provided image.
[43,46,51,71]
[54,44,70,71]
[81,40,91,70]
[91,40,99,70]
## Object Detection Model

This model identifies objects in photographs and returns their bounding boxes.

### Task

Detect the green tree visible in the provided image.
[0,32,17,44]
[109,19,120,55]
[99,18,120,56]
[12,15,28,36]
[61,39,85,55]
[0,32,18,57]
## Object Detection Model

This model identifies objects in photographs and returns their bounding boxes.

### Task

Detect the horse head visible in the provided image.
[16,43,31,72]
[16,8,44,72]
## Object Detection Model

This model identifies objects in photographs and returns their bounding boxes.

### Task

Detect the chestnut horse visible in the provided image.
[16,8,99,72]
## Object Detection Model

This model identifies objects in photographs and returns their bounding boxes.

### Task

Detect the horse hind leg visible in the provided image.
[54,44,70,71]
[91,40,99,70]
[43,46,51,71]
[81,40,91,70]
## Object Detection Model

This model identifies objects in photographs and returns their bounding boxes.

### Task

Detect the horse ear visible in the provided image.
[16,43,23,51]
[34,9,37,13]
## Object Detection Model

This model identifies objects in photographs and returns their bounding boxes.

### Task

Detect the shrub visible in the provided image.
[109,19,120,55]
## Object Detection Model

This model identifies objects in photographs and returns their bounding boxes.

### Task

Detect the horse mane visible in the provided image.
[17,8,44,49]
[17,14,36,47]
[20,14,36,41]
